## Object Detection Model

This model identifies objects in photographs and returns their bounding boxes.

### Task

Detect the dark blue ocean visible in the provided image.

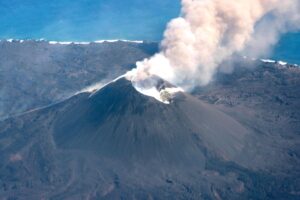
[0,0,299,64]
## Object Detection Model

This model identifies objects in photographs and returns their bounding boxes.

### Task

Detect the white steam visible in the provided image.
[127,0,300,90]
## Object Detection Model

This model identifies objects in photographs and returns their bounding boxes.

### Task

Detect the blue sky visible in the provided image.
[0,0,299,63]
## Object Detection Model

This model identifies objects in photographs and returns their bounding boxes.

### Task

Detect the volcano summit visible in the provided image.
[0,75,299,199]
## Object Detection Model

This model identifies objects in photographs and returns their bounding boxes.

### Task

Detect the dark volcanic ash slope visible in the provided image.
[194,60,300,151]
[0,40,157,119]
[0,77,299,200]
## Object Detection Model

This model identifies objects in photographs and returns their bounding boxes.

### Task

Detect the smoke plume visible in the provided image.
[127,0,300,90]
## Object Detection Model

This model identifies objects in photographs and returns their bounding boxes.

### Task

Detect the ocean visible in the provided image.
[0,0,299,64]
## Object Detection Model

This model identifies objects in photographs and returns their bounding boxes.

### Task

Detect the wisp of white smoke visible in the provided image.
[126,0,300,91]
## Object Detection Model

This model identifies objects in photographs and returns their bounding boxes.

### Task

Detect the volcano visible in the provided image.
[0,76,298,199]
[53,77,250,165]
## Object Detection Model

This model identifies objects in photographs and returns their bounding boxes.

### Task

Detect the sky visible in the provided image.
[0,0,299,63]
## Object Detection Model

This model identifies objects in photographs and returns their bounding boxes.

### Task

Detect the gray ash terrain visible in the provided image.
[0,40,157,119]
[194,60,300,144]
[0,72,299,199]
[0,41,300,199]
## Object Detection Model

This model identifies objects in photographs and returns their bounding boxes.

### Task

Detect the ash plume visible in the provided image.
[127,0,300,90]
